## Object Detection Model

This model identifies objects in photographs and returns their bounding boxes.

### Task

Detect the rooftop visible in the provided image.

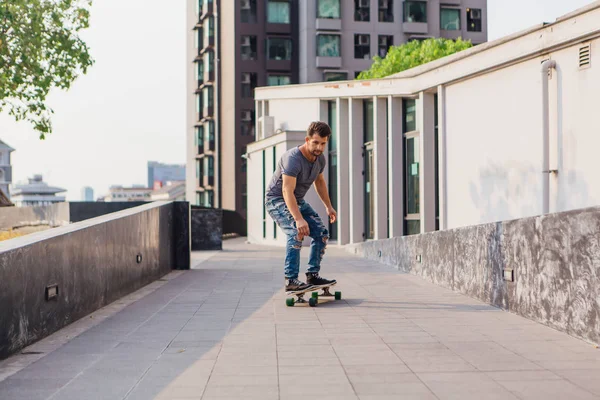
[0,239,598,399]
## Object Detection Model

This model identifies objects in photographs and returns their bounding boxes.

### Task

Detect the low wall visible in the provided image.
[0,203,70,229]
[191,207,222,250]
[68,201,148,223]
[347,206,600,345]
[0,201,190,360]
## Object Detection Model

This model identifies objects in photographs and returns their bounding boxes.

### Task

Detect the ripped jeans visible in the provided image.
[265,197,329,280]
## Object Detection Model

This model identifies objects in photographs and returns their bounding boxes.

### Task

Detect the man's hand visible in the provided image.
[327,207,337,224]
[295,217,310,240]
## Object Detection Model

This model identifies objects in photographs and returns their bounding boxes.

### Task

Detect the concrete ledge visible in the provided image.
[0,201,190,359]
[346,206,600,345]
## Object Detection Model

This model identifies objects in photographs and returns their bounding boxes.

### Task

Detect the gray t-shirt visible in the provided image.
[265,147,326,202]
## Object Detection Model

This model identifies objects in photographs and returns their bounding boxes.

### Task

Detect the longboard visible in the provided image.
[285,282,342,307]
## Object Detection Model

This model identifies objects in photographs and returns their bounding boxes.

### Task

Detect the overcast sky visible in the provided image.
[0,0,596,201]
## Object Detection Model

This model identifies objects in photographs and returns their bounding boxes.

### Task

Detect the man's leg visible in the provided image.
[299,202,336,287]
[265,198,311,291]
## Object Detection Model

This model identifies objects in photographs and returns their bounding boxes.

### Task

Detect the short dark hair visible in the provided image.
[307,121,331,139]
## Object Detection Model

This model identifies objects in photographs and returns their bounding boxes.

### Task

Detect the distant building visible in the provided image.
[148,161,185,188]
[81,186,94,201]
[150,181,186,201]
[0,139,15,201]
[11,175,66,207]
[103,186,153,202]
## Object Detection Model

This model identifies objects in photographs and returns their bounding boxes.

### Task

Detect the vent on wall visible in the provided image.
[579,44,591,69]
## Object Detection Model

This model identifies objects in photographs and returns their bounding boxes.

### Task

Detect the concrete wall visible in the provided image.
[0,202,190,360]
[347,205,600,345]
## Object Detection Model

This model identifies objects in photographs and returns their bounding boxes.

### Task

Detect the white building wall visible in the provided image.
[444,38,600,229]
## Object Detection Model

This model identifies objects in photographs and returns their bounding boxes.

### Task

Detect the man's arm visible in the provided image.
[313,173,332,209]
[282,175,310,237]
[314,173,337,223]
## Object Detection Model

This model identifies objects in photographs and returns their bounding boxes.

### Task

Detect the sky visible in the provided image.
[0,0,596,201]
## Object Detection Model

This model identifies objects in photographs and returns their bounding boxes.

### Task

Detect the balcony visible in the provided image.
[403,22,429,34]
[316,56,342,69]
[266,59,292,71]
[266,23,291,34]
[316,18,341,31]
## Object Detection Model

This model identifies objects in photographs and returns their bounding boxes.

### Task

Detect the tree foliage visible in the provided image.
[0,0,94,139]
[356,38,473,80]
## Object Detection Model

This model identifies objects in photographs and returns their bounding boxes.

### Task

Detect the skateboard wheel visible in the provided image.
[311,292,319,299]
[286,298,295,307]
[335,291,342,300]
[308,298,318,307]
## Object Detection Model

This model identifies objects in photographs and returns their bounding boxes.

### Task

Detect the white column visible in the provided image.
[348,98,364,243]
[437,86,447,230]
[319,101,329,186]
[418,92,436,233]
[388,96,404,237]
[373,97,388,240]
[336,98,350,245]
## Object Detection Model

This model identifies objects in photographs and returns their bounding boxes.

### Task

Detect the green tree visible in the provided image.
[357,38,472,80]
[0,0,94,139]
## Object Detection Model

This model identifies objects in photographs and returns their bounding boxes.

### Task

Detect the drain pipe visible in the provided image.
[541,59,556,215]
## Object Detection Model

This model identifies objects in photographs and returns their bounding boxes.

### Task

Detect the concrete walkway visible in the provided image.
[1,238,599,400]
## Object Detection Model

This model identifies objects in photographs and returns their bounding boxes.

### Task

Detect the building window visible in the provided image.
[404,98,417,132]
[241,72,257,98]
[241,0,257,23]
[241,35,257,60]
[327,100,338,241]
[318,0,340,18]
[196,192,201,206]
[197,28,203,51]
[267,75,291,86]
[241,110,255,136]
[267,37,292,60]
[195,126,204,148]
[204,16,214,43]
[354,0,370,22]
[354,34,370,59]
[207,119,214,138]
[404,1,427,23]
[196,93,203,119]
[440,7,460,30]
[197,61,204,85]
[317,34,341,57]
[403,99,420,235]
[203,86,213,108]
[206,50,214,73]
[355,71,362,78]
[467,8,482,32]
[267,0,290,24]
[324,71,347,81]
[205,190,214,207]
[379,0,393,22]
[378,35,393,58]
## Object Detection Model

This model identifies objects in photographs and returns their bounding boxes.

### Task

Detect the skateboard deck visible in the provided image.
[285,282,342,307]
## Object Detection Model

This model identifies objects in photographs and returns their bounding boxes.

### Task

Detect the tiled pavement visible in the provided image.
[0,238,599,400]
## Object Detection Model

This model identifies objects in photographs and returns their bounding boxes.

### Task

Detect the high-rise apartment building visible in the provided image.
[186,0,487,220]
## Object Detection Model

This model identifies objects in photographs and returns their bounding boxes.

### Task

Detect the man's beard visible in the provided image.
[311,150,322,156]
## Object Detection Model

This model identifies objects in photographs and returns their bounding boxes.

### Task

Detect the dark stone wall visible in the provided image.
[348,206,600,345]
[191,207,222,250]
[0,202,190,360]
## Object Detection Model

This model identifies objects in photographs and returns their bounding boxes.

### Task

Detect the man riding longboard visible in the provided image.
[264,121,337,293]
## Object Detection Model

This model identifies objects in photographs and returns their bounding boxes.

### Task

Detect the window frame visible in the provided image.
[354,34,371,59]
[440,6,461,31]
[316,33,342,57]
[403,1,427,23]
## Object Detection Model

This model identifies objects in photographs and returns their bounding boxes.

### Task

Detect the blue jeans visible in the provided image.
[265,197,329,279]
